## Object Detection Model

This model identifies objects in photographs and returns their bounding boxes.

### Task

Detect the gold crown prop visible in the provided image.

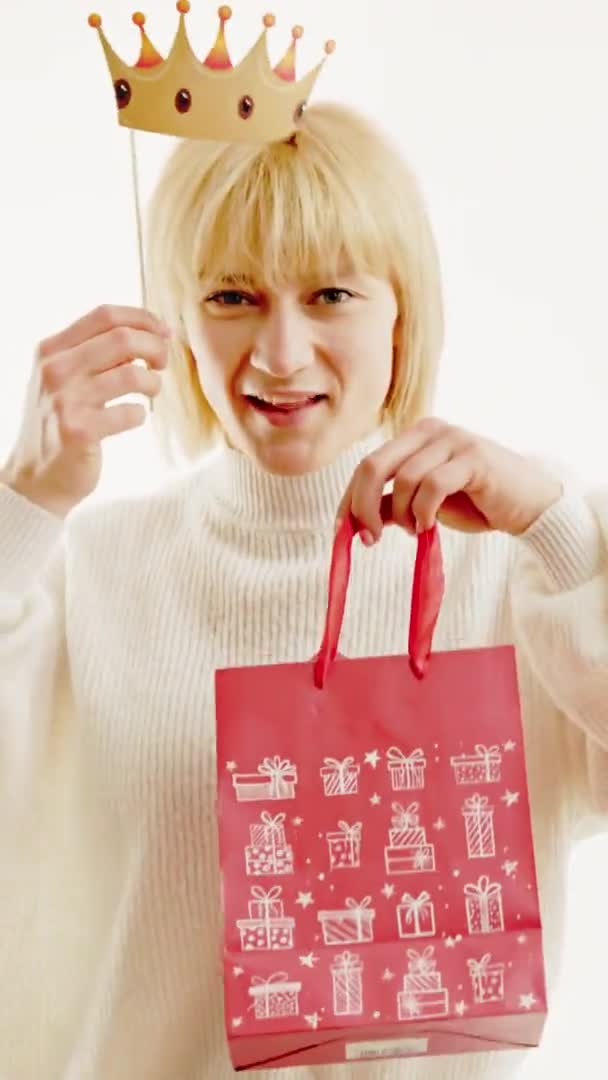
[88,2,336,143]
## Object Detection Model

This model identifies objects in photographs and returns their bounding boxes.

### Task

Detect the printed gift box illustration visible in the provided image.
[384,801,436,873]
[237,887,296,951]
[233,756,298,802]
[245,812,294,876]
[451,743,503,785]
[216,518,547,1070]
[386,746,427,791]
[318,896,376,945]
[397,946,449,1020]
[320,755,360,796]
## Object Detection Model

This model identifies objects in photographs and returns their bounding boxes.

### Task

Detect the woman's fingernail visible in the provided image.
[361,529,375,546]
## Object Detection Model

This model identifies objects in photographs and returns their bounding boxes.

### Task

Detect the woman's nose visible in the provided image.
[250,308,315,378]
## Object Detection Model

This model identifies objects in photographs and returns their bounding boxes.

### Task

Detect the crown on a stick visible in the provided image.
[88,3,335,143]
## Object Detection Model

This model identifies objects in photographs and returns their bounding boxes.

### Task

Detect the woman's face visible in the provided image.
[184,270,401,475]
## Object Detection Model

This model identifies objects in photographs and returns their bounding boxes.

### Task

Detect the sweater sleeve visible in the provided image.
[508,474,608,818]
[0,484,70,823]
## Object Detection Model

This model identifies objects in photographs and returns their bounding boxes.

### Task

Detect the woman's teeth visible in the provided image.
[248,395,324,410]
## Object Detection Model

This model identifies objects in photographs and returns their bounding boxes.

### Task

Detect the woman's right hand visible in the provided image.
[1,305,171,518]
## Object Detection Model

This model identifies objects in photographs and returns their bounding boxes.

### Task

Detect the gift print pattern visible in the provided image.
[468,953,506,1004]
[326,821,362,869]
[331,950,364,1016]
[464,875,505,934]
[237,886,295,951]
[317,896,375,945]
[320,755,360,796]
[451,743,502,785]
[462,793,496,858]
[222,726,541,1041]
[387,801,427,847]
[245,811,294,876]
[397,946,449,1020]
[233,755,297,802]
[248,972,302,1019]
[384,802,436,874]
[397,890,436,939]
[386,746,427,791]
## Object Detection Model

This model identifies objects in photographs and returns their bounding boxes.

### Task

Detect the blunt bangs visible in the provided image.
[192,138,396,292]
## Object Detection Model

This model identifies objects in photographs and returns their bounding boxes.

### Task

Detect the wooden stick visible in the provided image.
[129,129,154,413]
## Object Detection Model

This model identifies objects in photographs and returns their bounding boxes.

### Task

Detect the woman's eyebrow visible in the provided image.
[218,273,256,287]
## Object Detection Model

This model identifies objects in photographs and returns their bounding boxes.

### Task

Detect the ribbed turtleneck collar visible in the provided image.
[201,427,390,531]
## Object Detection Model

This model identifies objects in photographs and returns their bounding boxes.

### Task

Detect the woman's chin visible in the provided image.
[252,437,329,476]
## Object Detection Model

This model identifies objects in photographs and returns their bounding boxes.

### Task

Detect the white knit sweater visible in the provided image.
[0,429,607,1080]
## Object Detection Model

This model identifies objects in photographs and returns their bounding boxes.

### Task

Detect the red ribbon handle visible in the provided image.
[314,492,445,688]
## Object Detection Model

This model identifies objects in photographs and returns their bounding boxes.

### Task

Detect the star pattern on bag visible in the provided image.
[519,993,537,1010]
[444,934,462,948]
[304,1013,321,1029]
[299,952,319,968]
[501,789,520,807]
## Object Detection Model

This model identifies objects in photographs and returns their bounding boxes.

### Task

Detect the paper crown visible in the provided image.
[88,3,336,143]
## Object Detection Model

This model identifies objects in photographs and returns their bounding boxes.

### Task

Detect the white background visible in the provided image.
[1,0,607,1074]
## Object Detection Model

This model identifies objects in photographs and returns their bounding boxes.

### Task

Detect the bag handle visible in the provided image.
[314,492,445,688]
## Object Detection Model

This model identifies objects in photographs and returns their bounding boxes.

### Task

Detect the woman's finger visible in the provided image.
[390,434,456,531]
[410,454,476,531]
[346,423,441,540]
[36,304,169,360]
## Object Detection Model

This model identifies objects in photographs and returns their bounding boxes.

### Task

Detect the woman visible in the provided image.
[0,101,606,1080]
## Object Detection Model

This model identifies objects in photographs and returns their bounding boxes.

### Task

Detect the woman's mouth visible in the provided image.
[244,394,327,427]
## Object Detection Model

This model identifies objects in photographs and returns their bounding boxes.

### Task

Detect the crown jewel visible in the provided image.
[88,3,335,143]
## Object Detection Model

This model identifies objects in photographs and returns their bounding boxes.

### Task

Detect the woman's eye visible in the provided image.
[313,288,353,305]
[207,290,255,306]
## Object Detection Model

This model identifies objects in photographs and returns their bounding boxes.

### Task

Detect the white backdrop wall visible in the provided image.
[1,1,607,1075]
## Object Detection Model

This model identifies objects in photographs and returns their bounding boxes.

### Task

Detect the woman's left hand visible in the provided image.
[337,417,564,544]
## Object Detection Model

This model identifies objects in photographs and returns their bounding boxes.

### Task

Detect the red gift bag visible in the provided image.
[216,507,547,1071]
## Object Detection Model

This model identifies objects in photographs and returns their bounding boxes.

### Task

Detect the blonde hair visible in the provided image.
[146,101,445,467]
